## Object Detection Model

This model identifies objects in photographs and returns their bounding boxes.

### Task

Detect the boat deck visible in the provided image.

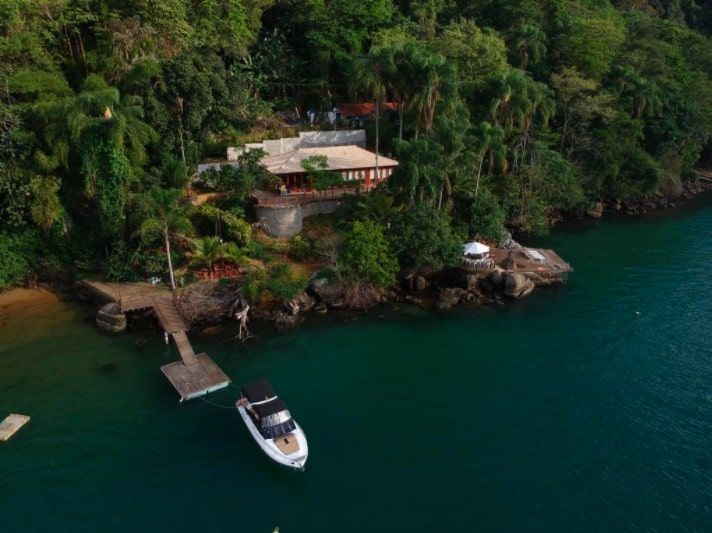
[275,434,300,455]
[0,414,30,442]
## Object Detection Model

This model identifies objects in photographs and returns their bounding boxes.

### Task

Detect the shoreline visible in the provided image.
[0,286,60,309]
[3,189,710,335]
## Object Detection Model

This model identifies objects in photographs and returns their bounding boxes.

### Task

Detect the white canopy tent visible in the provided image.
[462,241,490,257]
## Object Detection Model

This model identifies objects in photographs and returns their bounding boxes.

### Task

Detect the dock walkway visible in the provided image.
[79,281,230,401]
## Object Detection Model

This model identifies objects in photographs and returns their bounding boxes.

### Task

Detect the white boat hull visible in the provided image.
[237,404,309,469]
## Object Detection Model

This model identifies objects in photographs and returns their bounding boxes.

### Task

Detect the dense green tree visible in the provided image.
[388,137,446,206]
[507,142,583,232]
[433,20,509,106]
[189,204,252,246]
[301,155,342,193]
[342,219,398,286]
[353,191,399,224]
[587,112,663,199]
[206,149,272,209]
[1,0,712,289]
[552,3,626,79]
[468,187,507,242]
[189,0,273,59]
[388,202,462,271]
[550,66,616,157]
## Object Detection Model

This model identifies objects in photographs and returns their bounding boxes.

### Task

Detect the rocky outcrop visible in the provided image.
[286,293,317,315]
[436,287,464,310]
[503,272,536,299]
[96,302,127,333]
[307,276,344,308]
[587,202,604,218]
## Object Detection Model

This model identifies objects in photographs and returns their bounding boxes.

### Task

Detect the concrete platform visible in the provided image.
[0,414,30,442]
[161,353,231,402]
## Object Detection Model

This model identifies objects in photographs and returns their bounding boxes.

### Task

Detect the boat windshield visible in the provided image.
[260,409,296,439]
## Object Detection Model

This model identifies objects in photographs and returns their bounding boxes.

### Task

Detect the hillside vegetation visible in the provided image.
[1,0,711,295]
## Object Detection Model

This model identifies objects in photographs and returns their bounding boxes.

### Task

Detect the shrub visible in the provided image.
[243,267,268,303]
[0,228,69,288]
[288,235,314,261]
[190,204,252,246]
[0,233,30,289]
[265,263,308,302]
[105,241,140,281]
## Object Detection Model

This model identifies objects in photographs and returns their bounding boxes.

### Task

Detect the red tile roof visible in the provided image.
[337,102,398,118]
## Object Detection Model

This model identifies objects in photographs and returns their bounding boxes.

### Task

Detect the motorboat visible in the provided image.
[236,379,308,469]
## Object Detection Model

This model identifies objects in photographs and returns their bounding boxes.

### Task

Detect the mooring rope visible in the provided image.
[198,396,236,409]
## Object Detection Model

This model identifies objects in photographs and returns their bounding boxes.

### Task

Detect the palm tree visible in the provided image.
[217,241,245,266]
[132,186,193,292]
[192,237,246,278]
[354,191,398,224]
[611,65,661,119]
[36,75,157,249]
[389,41,422,140]
[490,69,554,159]
[349,46,394,171]
[410,51,459,138]
[513,24,547,71]
[191,236,222,277]
[474,121,507,198]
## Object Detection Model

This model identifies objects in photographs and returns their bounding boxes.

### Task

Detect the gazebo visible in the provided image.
[462,241,490,258]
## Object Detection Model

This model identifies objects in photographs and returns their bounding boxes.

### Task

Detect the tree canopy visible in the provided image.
[1,0,711,288]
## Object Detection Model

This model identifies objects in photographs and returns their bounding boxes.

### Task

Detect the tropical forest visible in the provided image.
[1,0,711,309]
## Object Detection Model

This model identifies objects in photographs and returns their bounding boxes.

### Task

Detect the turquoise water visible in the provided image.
[1,196,711,532]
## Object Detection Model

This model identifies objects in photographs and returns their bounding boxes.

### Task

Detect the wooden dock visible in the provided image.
[161,354,231,402]
[77,280,166,312]
[0,414,30,442]
[79,281,231,401]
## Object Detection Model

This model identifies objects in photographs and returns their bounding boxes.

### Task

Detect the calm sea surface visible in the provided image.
[1,196,711,532]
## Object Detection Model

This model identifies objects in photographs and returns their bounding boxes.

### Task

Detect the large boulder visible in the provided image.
[436,287,464,310]
[96,302,127,333]
[307,275,345,308]
[587,201,604,218]
[487,270,504,288]
[414,276,428,291]
[503,272,536,299]
[284,293,317,315]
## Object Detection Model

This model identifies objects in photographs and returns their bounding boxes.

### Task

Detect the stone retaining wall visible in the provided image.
[254,199,339,238]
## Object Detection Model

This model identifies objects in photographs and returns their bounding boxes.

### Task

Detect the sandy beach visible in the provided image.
[0,287,84,345]
[0,287,60,309]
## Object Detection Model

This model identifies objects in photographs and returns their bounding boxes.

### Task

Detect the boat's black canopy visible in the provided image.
[242,379,289,417]
[242,379,275,401]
